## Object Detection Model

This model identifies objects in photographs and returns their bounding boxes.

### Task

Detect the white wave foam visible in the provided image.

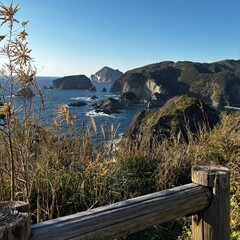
[105,94,120,99]
[70,97,92,102]
[224,106,240,111]
[6,95,15,98]
[86,110,118,118]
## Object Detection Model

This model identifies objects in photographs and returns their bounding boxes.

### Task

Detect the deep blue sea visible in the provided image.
[33,76,142,136]
[3,76,240,138]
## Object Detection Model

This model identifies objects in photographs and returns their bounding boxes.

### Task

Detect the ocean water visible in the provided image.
[34,76,141,136]
[4,76,240,138]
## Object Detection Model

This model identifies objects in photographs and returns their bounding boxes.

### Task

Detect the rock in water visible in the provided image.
[51,75,92,90]
[89,85,97,91]
[124,95,220,147]
[95,97,122,114]
[102,87,107,92]
[90,95,98,100]
[68,101,87,107]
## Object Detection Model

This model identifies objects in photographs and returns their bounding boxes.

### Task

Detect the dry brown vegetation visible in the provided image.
[0,111,239,239]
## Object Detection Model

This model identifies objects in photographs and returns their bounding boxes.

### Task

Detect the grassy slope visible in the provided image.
[0,112,239,239]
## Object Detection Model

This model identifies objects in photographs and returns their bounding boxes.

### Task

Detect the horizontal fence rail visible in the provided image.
[0,165,230,240]
[30,183,211,240]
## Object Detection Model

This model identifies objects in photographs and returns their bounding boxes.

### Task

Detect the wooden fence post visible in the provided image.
[192,166,230,240]
[0,201,30,240]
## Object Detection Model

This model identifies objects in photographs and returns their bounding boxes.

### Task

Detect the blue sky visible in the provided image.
[1,0,240,76]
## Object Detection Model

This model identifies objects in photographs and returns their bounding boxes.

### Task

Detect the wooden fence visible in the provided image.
[0,165,230,240]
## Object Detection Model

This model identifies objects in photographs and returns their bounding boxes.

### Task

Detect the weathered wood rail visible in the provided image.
[30,183,211,239]
[0,166,230,240]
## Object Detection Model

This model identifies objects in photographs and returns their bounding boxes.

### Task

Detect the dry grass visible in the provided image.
[0,112,239,238]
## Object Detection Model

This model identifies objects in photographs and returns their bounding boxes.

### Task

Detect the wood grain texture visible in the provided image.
[30,183,211,240]
[192,165,230,240]
[0,201,30,240]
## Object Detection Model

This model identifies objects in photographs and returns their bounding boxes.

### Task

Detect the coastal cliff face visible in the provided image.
[124,95,220,147]
[52,75,92,89]
[110,60,240,108]
[91,66,123,83]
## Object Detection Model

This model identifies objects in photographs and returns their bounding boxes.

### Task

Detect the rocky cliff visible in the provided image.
[52,75,92,90]
[124,95,220,147]
[91,66,123,83]
[110,60,240,108]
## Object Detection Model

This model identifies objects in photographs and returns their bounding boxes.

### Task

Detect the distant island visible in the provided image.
[51,75,92,90]
[90,66,123,83]
[49,67,123,90]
